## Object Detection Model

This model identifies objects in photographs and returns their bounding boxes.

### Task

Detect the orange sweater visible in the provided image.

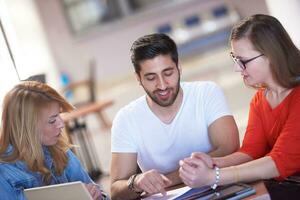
[239,86,300,179]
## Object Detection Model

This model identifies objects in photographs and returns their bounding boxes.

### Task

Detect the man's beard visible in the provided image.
[143,77,180,107]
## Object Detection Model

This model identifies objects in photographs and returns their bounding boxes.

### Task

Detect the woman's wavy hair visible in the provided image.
[0,81,74,184]
[230,14,300,88]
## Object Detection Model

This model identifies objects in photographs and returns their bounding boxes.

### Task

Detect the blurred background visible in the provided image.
[1,0,300,195]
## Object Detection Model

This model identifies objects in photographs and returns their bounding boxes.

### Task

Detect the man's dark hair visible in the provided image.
[130,33,178,74]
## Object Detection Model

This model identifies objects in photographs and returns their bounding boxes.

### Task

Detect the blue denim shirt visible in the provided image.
[0,146,109,200]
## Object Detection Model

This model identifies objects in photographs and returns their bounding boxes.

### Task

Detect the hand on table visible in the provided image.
[134,169,172,196]
[179,152,214,188]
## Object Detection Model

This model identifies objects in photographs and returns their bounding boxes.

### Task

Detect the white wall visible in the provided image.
[0,0,20,110]
[266,0,300,48]
[34,0,268,85]
[3,0,60,89]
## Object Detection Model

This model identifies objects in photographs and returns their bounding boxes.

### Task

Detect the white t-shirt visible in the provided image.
[111,81,231,174]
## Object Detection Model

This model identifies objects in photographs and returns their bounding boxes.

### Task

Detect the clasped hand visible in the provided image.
[179,152,215,188]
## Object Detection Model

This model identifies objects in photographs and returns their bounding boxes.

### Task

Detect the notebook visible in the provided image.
[24,181,93,200]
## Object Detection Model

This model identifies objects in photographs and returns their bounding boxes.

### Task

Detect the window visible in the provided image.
[62,0,174,34]
[63,0,121,33]
[0,18,20,111]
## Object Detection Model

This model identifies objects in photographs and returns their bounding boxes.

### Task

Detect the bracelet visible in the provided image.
[127,174,142,194]
[233,166,240,183]
[211,164,220,190]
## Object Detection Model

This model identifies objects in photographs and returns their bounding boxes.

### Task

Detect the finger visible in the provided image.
[179,159,184,167]
[179,166,199,188]
[179,165,194,179]
[86,184,102,200]
[182,158,199,168]
[85,184,96,199]
[179,168,190,186]
[181,160,198,173]
[85,183,93,190]
[184,157,207,169]
[161,174,172,186]
[85,183,94,195]
[181,178,191,187]
[191,152,204,158]
[92,186,102,200]
[148,174,166,195]
[140,178,159,195]
[91,185,98,199]
[179,168,193,186]
[146,182,160,195]
[192,152,214,168]
[149,173,171,196]
[94,190,102,200]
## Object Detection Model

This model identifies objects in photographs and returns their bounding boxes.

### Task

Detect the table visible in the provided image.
[244,181,270,200]
[159,181,270,200]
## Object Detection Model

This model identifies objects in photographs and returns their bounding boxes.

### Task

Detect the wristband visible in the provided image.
[127,174,142,194]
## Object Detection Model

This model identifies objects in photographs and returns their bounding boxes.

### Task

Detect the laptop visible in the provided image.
[24,181,93,200]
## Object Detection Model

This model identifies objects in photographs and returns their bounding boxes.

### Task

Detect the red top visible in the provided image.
[239,85,300,179]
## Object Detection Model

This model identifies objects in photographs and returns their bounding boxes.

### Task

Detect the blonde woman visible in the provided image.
[0,81,108,200]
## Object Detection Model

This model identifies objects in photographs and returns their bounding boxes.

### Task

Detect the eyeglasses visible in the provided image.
[230,52,264,70]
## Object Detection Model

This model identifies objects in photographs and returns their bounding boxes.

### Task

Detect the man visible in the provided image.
[110,33,239,200]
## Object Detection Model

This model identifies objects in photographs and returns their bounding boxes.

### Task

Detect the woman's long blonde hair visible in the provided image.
[0,81,74,184]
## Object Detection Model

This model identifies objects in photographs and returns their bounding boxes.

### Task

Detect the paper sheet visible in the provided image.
[142,186,191,200]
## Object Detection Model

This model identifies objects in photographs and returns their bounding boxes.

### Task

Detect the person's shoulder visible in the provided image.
[251,88,265,106]
[66,148,75,156]
[113,95,146,120]
[0,159,23,174]
[0,161,15,168]
[292,85,300,96]
[287,85,300,104]
[119,95,145,112]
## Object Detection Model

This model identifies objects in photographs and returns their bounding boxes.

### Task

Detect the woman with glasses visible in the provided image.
[179,14,300,189]
[0,81,109,200]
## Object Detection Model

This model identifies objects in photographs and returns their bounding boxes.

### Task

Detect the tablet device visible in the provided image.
[24,181,93,200]
[174,183,256,200]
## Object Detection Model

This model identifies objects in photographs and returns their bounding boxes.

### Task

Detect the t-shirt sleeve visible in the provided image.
[239,92,269,159]
[111,109,137,153]
[203,82,232,126]
[268,92,300,179]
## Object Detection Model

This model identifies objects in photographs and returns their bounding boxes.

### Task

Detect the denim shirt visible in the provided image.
[0,146,109,200]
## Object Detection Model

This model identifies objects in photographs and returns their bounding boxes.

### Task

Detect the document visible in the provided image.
[142,186,210,200]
